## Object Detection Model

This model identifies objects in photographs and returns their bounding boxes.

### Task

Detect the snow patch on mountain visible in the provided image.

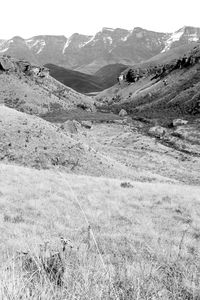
[102,27,115,32]
[162,30,184,52]
[62,39,70,53]
[79,36,96,48]
[0,48,8,53]
[0,40,13,53]
[188,34,199,42]
[162,27,200,53]
[36,41,46,54]
[121,30,133,42]
[103,37,113,45]
[26,39,46,54]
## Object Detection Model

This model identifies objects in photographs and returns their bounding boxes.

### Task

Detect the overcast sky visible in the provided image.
[1,0,200,39]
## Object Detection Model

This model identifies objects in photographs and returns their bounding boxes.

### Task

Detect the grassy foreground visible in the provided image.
[1,163,200,299]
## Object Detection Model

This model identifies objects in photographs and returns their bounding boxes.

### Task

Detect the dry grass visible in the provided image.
[1,163,200,299]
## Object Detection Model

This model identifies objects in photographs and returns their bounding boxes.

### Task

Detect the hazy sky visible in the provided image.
[1,0,200,39]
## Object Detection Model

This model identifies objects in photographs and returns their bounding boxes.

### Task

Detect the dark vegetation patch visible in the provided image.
[45,63,128,94]
[41,109,121,123]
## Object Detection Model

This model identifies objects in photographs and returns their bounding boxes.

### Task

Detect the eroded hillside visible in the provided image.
[0,56,94,115]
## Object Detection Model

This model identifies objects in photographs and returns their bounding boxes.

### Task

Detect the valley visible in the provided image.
[0,30,200,299]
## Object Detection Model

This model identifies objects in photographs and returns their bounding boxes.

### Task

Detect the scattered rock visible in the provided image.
[0,56,15,71]
[81,120,92,129]
[107,99,113,105]
[119,109,128,117]
[173,119,188,127]
[171,131,185,139]
[121,182,134,188]
[113,120,124,125]
[60,120,78,134]
[72,120,81,129]
[0,56,49,78]
[149,126,166,138]
[123,116,132,124]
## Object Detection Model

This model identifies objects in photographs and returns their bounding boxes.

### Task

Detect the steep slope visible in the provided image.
[133,43,199,69]
[94,63,128,87]
[26,35,67,66]
[96,45,200,120]
[65,27,169,73]
[46,63,128,93]
[162,26,200,52]
[0,26,199,74]
[45,64,105,93]
[0,56,94,115]
[0,36,38,63]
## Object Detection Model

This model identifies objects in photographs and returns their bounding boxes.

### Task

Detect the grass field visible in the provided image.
[1,163,200,299]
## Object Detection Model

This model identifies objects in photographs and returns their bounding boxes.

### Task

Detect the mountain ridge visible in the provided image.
[1,26,200,74]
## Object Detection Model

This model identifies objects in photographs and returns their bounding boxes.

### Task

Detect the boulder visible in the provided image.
[72,120,81,129]
[60,120,78,134]
[173,119,188,127]
[149,126,166,138]
[0,56,15,71]
[119,109,128,117]
[81,120,92,129]
[113,119,124,125]
[123,116,132,124]
[107,99,113,105]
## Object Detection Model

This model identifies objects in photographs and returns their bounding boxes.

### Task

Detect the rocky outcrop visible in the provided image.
[0,55,49,78]
[81,120,92,129]
[0,56,15,71]
[172,119,188,127]
[60,120,79,134]
[123,46,200,84]
[119,109,128,117]
[149,126,166,138]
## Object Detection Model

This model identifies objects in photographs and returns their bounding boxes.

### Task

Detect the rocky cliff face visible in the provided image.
[0,26,199,74]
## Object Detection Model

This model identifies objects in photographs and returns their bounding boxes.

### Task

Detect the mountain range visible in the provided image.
[1,26,200,74]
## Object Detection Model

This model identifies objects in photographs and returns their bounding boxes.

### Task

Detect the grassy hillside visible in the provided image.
[46,63,128,94]
[133,43,198,69]
[0,106,138,179]
[1,52,200,300]
[0,57,94,115]
[94,63,128,86]
[96,45,200,121]
[1,163,200,299]
[45,64,104,93]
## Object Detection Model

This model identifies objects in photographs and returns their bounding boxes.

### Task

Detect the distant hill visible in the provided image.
[94,63,128,86]
[46,63,128,93]
[45,64,104,93]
